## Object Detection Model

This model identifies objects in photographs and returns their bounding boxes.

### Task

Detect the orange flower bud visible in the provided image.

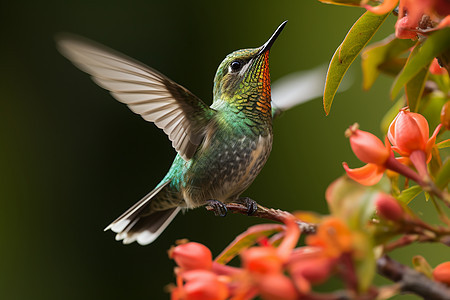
[388,109,430,157]
[169,242,213,270]
[375,193,404,222]
[257,274,299,300]
[433,261,450,285]
[175,270,229,300]
[241,247,283,274]
[346,124,390,165]
[441,101,450,130]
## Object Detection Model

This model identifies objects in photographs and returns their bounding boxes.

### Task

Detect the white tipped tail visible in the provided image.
[105,181,180,245]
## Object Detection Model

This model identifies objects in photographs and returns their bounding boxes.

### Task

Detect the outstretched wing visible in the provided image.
[56,34,215,160]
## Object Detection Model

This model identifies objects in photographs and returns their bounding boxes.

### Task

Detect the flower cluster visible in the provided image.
[343,107,444,187]
[169,216,359,300]
[363,0,450,39]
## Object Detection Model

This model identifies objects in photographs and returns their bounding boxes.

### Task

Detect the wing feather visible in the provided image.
[57,34,215,160]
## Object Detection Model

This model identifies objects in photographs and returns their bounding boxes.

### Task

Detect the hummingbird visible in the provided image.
[57,21,289,245]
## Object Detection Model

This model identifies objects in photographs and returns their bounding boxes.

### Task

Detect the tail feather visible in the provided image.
[121,207,180,245]
[105,180,180,245]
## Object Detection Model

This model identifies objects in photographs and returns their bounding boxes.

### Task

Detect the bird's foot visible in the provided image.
[237,197,258,216]
[206,200,228,217]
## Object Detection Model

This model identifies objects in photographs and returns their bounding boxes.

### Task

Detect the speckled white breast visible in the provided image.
[181,133,273,208]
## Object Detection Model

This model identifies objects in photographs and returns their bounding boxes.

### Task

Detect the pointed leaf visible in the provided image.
[362,35,416,90]
[429,146,442,178]
[405,63,430,112]
[324,11,391,115]
[391,28,450,98]
[421,92,448,130]
[397,185,422,204]
[318,0,378,7]
[380,97,405,133]
[435,158,450,189]
[378,58,408,76]
[430,73,450,94]
[214,224,284,264]
[437,139,450,149]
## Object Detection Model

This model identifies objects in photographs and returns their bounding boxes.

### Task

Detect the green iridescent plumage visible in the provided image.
[57,21,287,245]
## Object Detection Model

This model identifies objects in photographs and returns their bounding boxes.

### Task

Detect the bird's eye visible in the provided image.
[230,60,242,72]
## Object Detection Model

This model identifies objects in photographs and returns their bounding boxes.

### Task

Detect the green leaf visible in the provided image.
[405,63,430,112]
[421,91,448,131]
[430,73,450,94]
[378,58,408,76]
[327,176,390,230]
[404,44,431,112]
[318,0,379,6]
[380,96,405,133]
[391,28,450,98]
[324,11,391,115]
[397,185,422,204]
[437,139,450,149]
[362,35,416,90]
[318,0,361,6]
[435,158,450,189]
[354,233,376,291]
[214,224,284,264]
[429,146,442,178]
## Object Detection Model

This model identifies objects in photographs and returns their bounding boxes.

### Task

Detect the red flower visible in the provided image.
[306,217,353,258]
[257,273,300,300]
[169,242,213,271]
[388,108,441,162]
[364,0,450,39]
[171,270,229,300]
[289,247,334,285]
[343,162,386,186]
[241,246,283,275]
[346,124,391,165]
[343,123,390,186]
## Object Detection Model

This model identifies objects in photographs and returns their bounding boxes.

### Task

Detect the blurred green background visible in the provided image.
[1,1,448,299]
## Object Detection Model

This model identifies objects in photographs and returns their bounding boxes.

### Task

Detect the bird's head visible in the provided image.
[212,21,287,117]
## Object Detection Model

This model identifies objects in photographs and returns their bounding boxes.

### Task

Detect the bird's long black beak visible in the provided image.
[258,20,288,55]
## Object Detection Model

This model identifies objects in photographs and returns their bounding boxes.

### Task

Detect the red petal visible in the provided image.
[343,162,385,186]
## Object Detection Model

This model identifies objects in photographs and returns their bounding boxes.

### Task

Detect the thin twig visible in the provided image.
[205,202,317,234]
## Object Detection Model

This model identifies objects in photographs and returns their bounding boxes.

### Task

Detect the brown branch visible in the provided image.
[205,202,316,234]
[377,255,450,300]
